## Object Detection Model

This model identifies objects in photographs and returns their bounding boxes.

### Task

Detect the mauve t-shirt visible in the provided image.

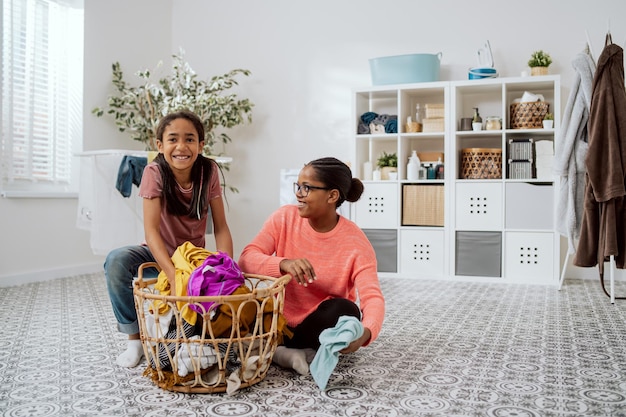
[139,160,222,255]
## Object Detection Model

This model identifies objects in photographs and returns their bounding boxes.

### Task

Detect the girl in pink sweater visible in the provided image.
[238,157,385,375]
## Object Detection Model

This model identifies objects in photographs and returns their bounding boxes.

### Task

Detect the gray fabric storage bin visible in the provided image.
[363,229,397,273]
[455,231,502,277]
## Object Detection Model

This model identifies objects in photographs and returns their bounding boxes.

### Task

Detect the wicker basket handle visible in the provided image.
[243,273,292,289]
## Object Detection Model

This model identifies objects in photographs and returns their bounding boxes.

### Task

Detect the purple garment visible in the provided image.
[187,251,245,314]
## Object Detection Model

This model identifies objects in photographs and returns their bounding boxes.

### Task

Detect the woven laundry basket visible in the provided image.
[133,262,290,393]
[509,101,549,129]
[461,148,502,179]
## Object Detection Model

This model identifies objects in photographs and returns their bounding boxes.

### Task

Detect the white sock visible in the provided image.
[303,348,317,364]
[116,339,144,368]
[273,346,309,375]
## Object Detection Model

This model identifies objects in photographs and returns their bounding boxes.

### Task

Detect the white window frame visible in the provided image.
[1,0,83,198]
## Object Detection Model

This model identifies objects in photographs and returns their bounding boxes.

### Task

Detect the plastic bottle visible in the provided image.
[435,156,444,179]
[472,107,482,123]
[427,164,436,180]
[407,150,420,181]
[472,107,483,131]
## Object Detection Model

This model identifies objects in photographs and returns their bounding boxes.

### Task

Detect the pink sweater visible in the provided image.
[238,205,385,344]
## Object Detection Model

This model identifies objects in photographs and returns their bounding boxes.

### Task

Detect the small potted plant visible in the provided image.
[376,151,398,180]
[543,113,554,129]
[528,50,553,76]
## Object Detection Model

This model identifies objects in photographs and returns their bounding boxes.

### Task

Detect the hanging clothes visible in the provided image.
[574,34,626,280]
[553,50,596,253]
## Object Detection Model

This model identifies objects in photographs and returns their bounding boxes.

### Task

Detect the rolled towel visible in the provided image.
[373,114,389,125]
[369,123,386,134]
[385,118,397,133]
[360,112,378,124]
[358,121,370,134]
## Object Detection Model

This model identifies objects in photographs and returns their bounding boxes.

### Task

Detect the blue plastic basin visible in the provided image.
[468,66,498,80]
[369,53,442,85]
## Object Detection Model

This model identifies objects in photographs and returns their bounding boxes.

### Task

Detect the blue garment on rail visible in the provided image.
[116,155,148,197]
[310,315,364,390]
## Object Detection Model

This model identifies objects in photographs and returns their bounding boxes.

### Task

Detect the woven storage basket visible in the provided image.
[425,104,445,119]
[422,117,445,132]
[402,184,444,226]
[133,262,290,393]
[509,101,549,129]
[461,148,502,179]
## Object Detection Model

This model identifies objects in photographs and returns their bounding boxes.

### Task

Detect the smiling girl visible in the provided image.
[238,157,385,375]
[104,110,233,367]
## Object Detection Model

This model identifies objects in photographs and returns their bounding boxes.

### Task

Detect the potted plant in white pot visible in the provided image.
[543,113,554,129]
[92,49,254,191]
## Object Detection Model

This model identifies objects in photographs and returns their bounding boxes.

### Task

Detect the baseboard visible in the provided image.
[562,259,626,281]
[0,263,103,288]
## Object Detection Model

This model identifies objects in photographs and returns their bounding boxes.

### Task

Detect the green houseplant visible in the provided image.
[376,151,398,180]
[527,50,552,76]
[92,50,254,158]
[543,113,554,129]
[376,151,398,168]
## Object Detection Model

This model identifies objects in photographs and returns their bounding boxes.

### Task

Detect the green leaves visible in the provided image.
[92,50,254,156]
[527,50,552,68]
[377,151,398,168]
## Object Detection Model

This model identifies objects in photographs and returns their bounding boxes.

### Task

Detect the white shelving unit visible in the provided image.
[351,75,561,285]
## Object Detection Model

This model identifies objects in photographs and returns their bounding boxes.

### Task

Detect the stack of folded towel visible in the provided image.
[534,140,554,180]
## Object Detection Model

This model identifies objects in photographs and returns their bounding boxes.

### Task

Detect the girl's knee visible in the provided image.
[320,298,361,320]
[104,248,135,284]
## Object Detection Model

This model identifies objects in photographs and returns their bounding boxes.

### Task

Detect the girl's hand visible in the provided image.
[340,327,371,354]
[279,258,316,286]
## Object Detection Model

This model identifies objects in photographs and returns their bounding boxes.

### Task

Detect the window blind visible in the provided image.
[1,0,83,197]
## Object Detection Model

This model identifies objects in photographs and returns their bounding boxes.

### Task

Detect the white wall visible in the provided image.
[0,0,174,285]
[2,0,625,284]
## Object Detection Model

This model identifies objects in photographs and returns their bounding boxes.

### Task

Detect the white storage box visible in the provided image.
[354,183,398,229]
[455,182,503,231]
[400,229,445,276]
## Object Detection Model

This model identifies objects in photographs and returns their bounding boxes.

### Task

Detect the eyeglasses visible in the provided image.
[293,182,331,197]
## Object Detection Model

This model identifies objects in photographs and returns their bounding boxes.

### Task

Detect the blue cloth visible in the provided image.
[360,111,378,124]
[310,315,364,390]
[115,155,148,197]
[385,118,398,133]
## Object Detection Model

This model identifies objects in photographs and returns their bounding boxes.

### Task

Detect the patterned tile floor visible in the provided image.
[1,273,626,417]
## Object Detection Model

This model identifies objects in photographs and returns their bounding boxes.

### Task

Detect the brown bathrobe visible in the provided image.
[574,36,626,277]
